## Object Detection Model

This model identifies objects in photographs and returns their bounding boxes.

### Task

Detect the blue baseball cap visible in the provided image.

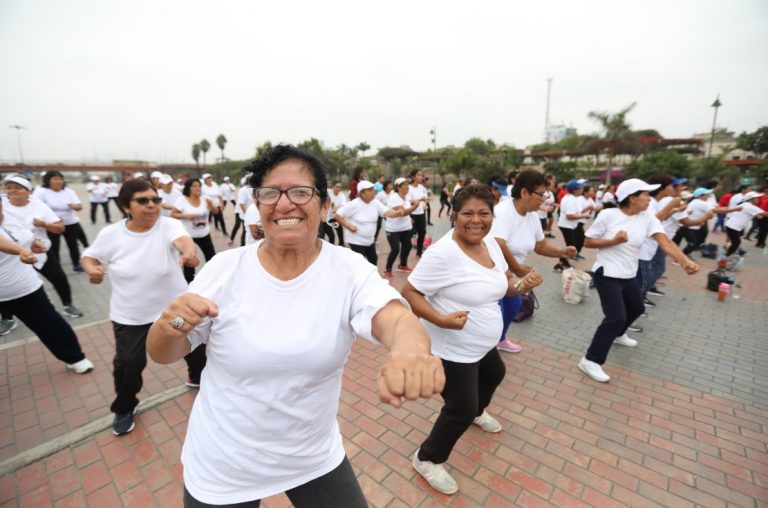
[491,181,508,196]
[672,177,687,186]
[692,187,714,198]
[566,179,585,192]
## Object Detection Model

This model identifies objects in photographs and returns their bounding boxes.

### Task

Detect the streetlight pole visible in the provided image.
[8,125,25,164]
[707,94,722,159]
[430,126,439,184]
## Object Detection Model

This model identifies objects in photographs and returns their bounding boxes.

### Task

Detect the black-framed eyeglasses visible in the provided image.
[132,197,163,205]
[529,190,546,198]
[254,186,319,205]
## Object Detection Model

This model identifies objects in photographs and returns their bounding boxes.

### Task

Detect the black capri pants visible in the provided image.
[184,235,216,283]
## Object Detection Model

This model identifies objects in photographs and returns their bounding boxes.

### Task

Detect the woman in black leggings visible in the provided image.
[172,178,217,282]
[383,178,420,277]
[407,169,429,256]
[438,182,452,217]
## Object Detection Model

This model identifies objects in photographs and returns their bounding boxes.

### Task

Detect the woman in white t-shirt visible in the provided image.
[335,180,401,266]
[556,180,592,271]
[489,170,577,354]
[243,202,263,244]
[682,188,739,255]
[382,178,419,278]
[146,144,443,507]
[0,197,93,373]
[374,180,394,243]
[81,179,201,436]
[402,185,541,496]
[202,174,227,236]
[2,175,84,318]
[407,169,430,256]
[34,170,88,272]
[104,176,123,218]
[229,177,253,247]
[579,179,700,384]
[724,192,767,256]
[173,178,217,282]
[219,176,236,210]
[322,180,348,246]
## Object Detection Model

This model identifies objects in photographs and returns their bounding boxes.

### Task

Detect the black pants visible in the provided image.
[725,227,742,256]
[90,201,111,224]
[35,254,72,306]
[183,456,366,508]
[586,267,645,365]
[229,215,247,246]
[211,210,228,235]
[745,218,759,240]
[323,220,344,246]
[385,230,411,272]
[349,243,377,266]
[412,214,427,255]
[439,197,451,217]
[756,216,768,246]
[184,235,216,283]
[559,224,583,264]
[0,287,85,364]
[49,223,86,268]
[419,348,505,464]
[374,216,383,242]
[111,322,207,414]
[682,227,704,255]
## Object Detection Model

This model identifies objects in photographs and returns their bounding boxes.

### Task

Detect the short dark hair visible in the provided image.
[647,173,674,197]
[117,179,155,211]
[352,166,365,180]
[511,170,548,198]
[183,178,201,197]
[246,144,328,204]
[453,184,495,214]
[42,170,65,188]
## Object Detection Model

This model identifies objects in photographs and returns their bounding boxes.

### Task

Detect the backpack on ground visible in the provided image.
[562,268,592,304]
[700,243,718,259]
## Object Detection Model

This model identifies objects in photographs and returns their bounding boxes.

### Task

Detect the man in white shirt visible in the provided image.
[86,175,111,224]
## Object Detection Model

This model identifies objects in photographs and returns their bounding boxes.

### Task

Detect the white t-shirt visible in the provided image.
[407,184,428,215]
[408,232,507,363]
[158,188,183,217]
[86,182,108,203]
[202,182,222,208]
[181,242,402,504]
[244,203,261,245]
[174,196,210,238]
[578,196,595,224]
[658,196,688,239]
[558,193,582,229]
[106,182,119,199]
[33,187,82,226]
[385,193,412,233]
[82,217,188,325]
[0,216,43,301]
[220,183,236,202]
[2,196,61,268]
[601,191,616,205]
[727,193,743,217]
[326,190,348,221]
[538,190,555,219]
[685,199,716,230]
[236,186,253,219]
[585,208,664,279]
[490,199,544,264]
[725,202,763,232]
[336,198,389,246]
[638,198,661,261]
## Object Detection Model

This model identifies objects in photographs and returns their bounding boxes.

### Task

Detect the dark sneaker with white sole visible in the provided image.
[112,407,138,436]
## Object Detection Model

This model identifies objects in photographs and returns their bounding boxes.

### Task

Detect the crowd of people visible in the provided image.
[1,148,765,504]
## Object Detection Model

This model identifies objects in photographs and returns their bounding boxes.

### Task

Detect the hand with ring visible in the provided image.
[157,293,219,336]
[170,316,185,330]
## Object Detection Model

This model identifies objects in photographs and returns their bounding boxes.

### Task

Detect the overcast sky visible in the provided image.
[1,0,766,164]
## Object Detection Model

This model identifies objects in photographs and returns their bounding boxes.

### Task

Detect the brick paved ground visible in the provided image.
[1,187,766,507]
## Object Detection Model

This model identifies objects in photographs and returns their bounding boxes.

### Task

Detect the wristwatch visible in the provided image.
[513,280,523,293]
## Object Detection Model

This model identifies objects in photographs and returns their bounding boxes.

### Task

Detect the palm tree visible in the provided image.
[356,142,370,158]
[200,139,211,167]
[216,134,227,162]
[191,143,201,167]
[588,102,637,186]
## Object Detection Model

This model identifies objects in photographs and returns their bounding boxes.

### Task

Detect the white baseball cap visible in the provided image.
[356,180,375,192]
[742,191,764,202]
[202,173,212,180]
[159,174,173,185]
[150,171,163,179]
[90,175,101,181]
[2,175,32,191]
[616,178,660,202]
[394,177,408,187]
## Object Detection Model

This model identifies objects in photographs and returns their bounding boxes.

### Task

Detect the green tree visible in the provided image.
[624,151,692,180]
[254,141,273,159]
[191,143,201,167]
[200,139,211,167]
[216,134,227,162]
[356,142,371,158]
[736,126,768,156]
[588,102,637,185]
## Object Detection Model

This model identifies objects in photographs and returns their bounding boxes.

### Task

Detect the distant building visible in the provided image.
[546,125,577,144]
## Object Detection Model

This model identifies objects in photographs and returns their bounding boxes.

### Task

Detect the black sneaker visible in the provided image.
[62,304,84,318]
[112,407,138,436]
[643,297,656,308]
[647,288,665,297]
[185,378,200,388]
[628,325,643,333]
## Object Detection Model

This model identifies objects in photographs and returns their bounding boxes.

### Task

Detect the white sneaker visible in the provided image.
[66,358,94,374]
[578,357,610,382]
[614,334,638,347]
[412,450,458,495]
[472,410,503,433]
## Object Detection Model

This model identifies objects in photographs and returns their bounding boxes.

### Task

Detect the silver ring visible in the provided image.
[170,316,185,330]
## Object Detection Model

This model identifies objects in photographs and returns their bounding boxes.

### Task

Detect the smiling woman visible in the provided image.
[146,144,445,508]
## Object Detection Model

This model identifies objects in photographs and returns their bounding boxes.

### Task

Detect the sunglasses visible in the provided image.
[132,197,163,205]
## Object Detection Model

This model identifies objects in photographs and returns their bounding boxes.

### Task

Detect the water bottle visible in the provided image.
[732,281,742,299]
